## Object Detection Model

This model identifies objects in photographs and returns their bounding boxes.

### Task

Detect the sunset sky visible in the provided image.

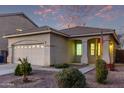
[0,5,124,34]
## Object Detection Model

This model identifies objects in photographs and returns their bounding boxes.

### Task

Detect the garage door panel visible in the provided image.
[13,44,44,66]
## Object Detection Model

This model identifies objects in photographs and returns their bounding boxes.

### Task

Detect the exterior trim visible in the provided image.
[3,30,69,38]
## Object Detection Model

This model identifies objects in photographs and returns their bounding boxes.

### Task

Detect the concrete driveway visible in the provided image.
[0,64,17,75]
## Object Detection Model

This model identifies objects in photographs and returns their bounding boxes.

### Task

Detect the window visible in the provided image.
[24,46,27,48]
[17,46,20,49]
[76,43,82,56]
[90,43,95,55]
[28,46,31,48]
[21,46,24,48]
[98,43,101,56]
[32,45,35,48]
[41,45,44,48]
[36,45,40,48]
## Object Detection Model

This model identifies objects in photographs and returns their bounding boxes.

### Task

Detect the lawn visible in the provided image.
[0,64,124,88]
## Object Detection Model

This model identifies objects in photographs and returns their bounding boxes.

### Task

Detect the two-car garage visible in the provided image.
[13,44,45,66]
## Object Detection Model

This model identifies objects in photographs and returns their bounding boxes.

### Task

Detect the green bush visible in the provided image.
[15,64,22,76]
[96,59,108,84]
[15,62,32,76]
[55,68,86,88]
[54,63,69,68]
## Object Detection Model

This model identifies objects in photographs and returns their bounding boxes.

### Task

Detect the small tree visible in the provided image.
[96,59,108,84]
[18,57,30,82]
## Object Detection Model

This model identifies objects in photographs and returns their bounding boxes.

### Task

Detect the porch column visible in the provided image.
[7,46,13,64]
[81,40,88,64]
[102,40,110,64]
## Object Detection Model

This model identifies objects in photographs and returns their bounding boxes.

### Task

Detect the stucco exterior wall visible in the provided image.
[50,33,69,65]
[67,40,75,62]
[7,33,51,65]
[109,35,118,63]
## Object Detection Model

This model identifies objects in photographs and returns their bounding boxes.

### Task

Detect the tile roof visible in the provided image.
[59,26,115,37]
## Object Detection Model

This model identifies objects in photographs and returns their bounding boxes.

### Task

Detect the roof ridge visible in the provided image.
[0,12,24,17]
[60,26,115,31]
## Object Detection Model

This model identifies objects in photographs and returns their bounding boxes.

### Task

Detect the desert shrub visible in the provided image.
[15,60,32,76]
[55,67,86,88]
[17,58,32,82]
[15,64,22,76]
[54,63,69,68]
[96,59,108,84]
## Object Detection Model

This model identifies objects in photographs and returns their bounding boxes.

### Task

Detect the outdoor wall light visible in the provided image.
[109,42,113,49]
[109,42,113,54]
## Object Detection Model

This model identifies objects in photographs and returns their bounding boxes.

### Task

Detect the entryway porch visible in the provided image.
[69,35,115,65]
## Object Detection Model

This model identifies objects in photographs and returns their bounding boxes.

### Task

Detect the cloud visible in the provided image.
[95,5,112,16]
[95,5,120,21]
[34,8,55,15]
[33,5,124,29]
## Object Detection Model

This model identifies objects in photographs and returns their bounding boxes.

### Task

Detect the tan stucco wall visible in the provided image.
[67,40,76,62]
[109,35,118,63]
[50,33,72,65]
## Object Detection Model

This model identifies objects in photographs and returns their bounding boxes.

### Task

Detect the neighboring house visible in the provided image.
[119,34,124,49]
[3,22,120,66]
[0,12,38,63]
[0,12,38,51]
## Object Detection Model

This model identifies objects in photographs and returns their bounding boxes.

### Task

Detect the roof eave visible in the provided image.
[70,32,120,44]
[3,29,69,38]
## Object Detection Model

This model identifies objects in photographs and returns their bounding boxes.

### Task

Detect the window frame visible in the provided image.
[75,42,82,56]
[90,43,95,56]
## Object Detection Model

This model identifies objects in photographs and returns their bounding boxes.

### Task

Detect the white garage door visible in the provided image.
[13,44,45,66]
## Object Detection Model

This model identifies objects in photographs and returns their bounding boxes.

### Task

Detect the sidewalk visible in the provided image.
[79,64,95,74]
[33,64,95,74]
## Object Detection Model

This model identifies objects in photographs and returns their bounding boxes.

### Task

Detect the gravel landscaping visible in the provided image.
[85,65,124,88]
[0,70,58,88]
[0,65,124,88]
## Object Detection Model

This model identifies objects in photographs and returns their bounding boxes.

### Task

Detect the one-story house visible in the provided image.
[3,25,120,66]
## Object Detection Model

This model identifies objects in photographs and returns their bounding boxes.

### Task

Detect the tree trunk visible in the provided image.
[23,74,28,82]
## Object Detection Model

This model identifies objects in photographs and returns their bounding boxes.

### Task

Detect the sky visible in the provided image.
[0,5,124,35]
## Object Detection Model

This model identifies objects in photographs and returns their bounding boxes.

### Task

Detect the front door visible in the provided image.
[88,39,101,64]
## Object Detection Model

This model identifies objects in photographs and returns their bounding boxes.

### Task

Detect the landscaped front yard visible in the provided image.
[0,64,124,88]
[86,64,124,88]
[0,70,57,88]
